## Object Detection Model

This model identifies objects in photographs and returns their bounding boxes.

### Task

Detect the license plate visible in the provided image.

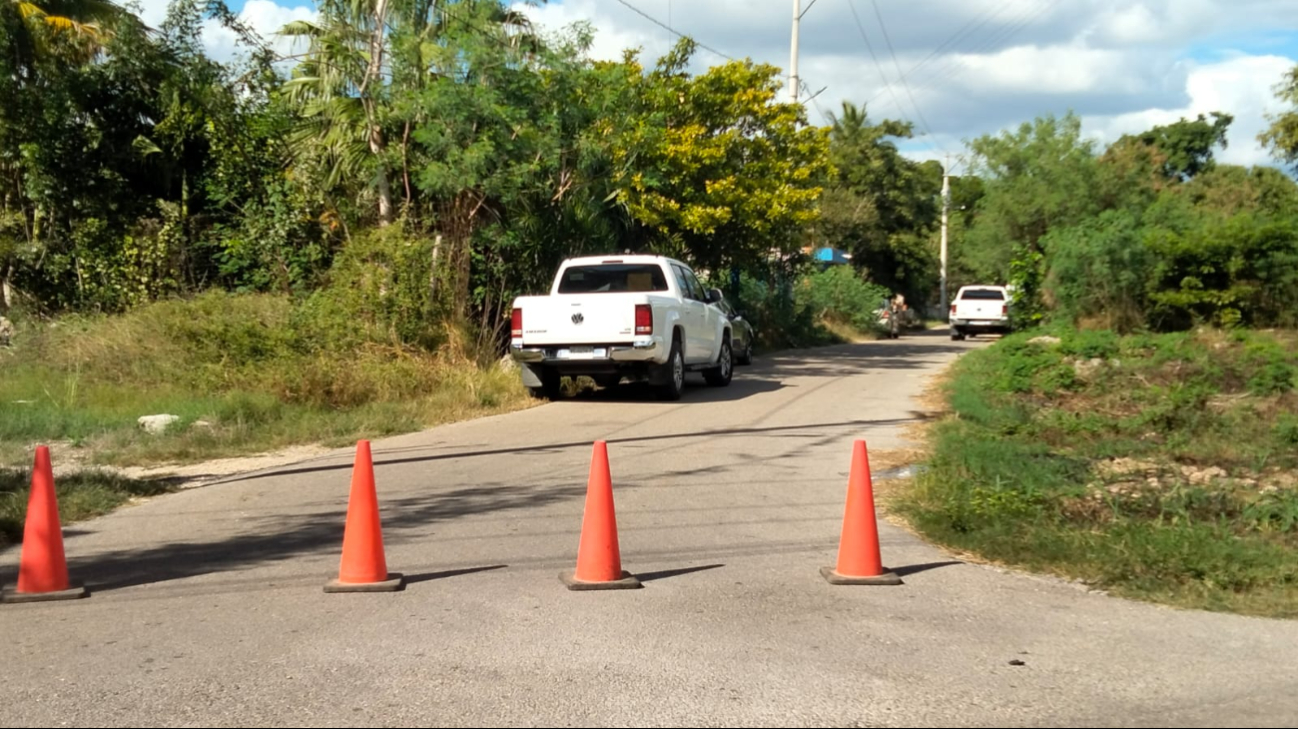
[558,346,605,360]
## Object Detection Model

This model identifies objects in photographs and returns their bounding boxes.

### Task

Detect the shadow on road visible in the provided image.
[636,563,725,582]
[70,483,582,593]
[57,332,964,595]
[893,560,963,577]
[753,338,970,381]
[127,331,966,487]
[573,374,786,404]
[544,326,972,405]
[216,416,924,485]
[405,564,507,585]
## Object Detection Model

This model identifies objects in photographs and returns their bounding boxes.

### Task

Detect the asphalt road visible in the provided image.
[2,329,1296,728]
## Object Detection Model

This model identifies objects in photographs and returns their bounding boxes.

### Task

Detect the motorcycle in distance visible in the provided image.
[878,294,906,339]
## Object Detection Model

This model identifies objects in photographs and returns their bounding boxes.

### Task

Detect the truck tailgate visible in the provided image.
[517,295,639,346]
[958,300,1005,320]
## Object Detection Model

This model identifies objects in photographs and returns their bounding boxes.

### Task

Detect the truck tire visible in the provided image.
[736,336,753,366]
[703,335,733,387]
[657,336,685,401]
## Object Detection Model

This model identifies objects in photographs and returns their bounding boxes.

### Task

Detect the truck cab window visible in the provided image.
[558,265,669,294]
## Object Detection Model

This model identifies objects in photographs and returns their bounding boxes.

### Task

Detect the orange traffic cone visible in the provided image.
[3,445,87,603]
[324,440,404,593]
[560,441,641,590]
[821,440,902,585]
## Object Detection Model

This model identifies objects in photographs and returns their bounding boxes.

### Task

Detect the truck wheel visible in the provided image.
[703,336,733,387]
[951,329,965,341]
[736,337,753,366]
[657,337,685,401]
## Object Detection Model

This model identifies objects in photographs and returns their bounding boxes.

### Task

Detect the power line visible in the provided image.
[844,0,911,127]
[905,1,1053,100]
[612,0,737,62]
[863,0,1019,111]
[801,79,830,124]
[868,0,937,142]
[913,2,1054,91]
[841,0,934,152]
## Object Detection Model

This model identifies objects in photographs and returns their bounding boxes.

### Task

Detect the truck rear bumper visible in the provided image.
[510,338,663,364]
[511,339,665,389]
[951,317,1011,332]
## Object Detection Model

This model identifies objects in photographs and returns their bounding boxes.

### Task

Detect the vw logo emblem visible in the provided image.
[571,313,584,325]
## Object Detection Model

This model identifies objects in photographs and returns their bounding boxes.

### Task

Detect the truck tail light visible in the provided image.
[1002,304,1008,316]
[950,304,957,317]
[511,308,523,338]
[635,304,653,335]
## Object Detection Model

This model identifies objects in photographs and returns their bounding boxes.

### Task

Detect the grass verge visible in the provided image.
[0,291,536,471]
[0,290,538,544]
[892,326,1298,618]
[1,468,175,548]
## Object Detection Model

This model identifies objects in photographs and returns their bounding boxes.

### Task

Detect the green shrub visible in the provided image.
[895,326,1298,618]
[799,265,891,333]
[1146,214,1298,330]
[1273,414,1298,445]
[294,227,443,352]
[1248,361,1296,396]
[1044,210,1152,332]
[1060,328,1120,359]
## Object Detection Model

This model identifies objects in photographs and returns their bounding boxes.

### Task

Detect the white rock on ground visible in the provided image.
[138,414,181,435]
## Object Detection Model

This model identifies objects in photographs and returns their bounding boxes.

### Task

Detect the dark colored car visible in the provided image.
[713,294,756,365]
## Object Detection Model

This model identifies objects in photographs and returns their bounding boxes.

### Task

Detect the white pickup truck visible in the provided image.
[509,254,734,401]
[949,284,1013,340]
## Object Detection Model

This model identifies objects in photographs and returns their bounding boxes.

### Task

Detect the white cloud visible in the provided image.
[1081,0,1221,47]
[512,0,1297,170]
[126,0,173,29]
[957,43,1154,95]
[521,0,672,64]
[1094,3,1164,45]
[201,0,317,65]
[1083,54,1296,167]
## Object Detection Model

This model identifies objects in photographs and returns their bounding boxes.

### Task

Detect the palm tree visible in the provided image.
[281,0,396,226]
[280,12,380,210]
[5,0,131,68]
[278,0,544,228]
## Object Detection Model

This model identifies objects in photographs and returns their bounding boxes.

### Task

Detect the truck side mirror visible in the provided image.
[707,288,724,304]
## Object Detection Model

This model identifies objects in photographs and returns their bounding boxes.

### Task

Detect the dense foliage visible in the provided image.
[4,0,1298,342]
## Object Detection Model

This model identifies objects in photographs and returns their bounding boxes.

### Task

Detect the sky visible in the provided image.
[146,0,1298,173]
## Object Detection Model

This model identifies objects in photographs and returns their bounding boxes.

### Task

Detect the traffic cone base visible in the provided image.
[2,584,88,603]
[560,569,641,591]
[561,441,641,592]
[823,439,904,587]
[819,565,902,586]
[3,445,89,605]
[324,574,405,593]
[325,440,403,594]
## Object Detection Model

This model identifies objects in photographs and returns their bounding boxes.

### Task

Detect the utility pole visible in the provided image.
[790,0,800,104]
[940,153,951,318]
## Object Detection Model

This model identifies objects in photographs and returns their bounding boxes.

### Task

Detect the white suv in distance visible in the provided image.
[950,285,1012,340]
